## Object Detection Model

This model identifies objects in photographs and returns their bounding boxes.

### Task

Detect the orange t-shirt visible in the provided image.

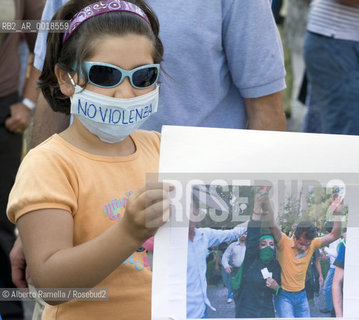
[7,130,160,320]
[276,233,322,292]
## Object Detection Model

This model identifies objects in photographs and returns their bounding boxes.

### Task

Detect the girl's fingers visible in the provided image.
[145,199,172,228]
[134,189,171,211]
[131,183,173,202]
[123,184,173,238]
[146,198,172,217]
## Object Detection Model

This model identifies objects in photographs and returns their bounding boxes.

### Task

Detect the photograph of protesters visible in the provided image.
[193,184,347,319]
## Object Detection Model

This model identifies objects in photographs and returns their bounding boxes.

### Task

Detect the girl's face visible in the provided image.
[82,34,156,98]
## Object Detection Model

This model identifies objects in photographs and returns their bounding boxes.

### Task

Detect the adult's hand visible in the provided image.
[5,102,31,134]
[329,197,344,215]
[225,266,232,274]
[253,187,273,219]
[9,237,28,288]
[266,277,279,290]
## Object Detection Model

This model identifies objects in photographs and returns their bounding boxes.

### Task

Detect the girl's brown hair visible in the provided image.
[38,0,163,113]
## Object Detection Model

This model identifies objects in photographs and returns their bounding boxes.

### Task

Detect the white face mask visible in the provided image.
[70,84,159,143]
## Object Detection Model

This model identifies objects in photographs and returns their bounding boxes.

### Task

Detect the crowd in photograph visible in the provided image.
[199,192,346,319]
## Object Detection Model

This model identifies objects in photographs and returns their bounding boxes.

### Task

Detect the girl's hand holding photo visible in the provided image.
[121,182,173,244]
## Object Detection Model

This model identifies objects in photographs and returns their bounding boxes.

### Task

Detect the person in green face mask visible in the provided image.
[234,190,282,318]
[259,235,276,264]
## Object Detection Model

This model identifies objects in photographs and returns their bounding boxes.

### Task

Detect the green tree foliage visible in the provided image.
[279,187,348,235]
[194,185,347,233]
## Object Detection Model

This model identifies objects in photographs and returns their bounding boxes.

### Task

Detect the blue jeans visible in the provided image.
[275,289,311,318]
[221,266,233,299]
[301,83,322,133]
[323,267,335,311]
[303,31,359,135]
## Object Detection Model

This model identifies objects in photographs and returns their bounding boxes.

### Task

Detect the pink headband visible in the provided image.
[62,0,151,44]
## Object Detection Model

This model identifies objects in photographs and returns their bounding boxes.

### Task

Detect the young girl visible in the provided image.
[7,0,171,318]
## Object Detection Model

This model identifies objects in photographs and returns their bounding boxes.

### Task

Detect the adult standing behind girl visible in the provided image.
[304,0,359,135]
[7,0,171,319]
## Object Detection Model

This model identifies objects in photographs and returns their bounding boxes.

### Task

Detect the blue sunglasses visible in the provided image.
[76,61,160,89]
